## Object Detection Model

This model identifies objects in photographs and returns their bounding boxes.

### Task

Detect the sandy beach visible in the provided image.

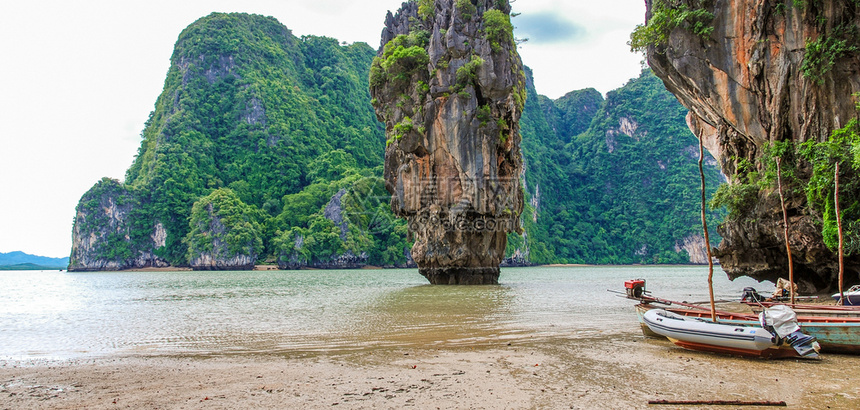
[3,332,859,409]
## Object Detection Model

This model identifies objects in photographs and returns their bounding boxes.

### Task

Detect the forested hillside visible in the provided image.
[510,69,724,265]
[70,12,722,271]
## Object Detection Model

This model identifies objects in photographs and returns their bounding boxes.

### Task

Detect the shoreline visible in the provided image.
[542,263,593,268]
[82,263,598,273]
[122,266,193,272]
[68,263,733,273]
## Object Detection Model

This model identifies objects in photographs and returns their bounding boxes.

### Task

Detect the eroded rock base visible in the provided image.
[420,268,500,285]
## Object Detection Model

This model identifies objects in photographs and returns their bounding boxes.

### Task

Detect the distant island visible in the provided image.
[0,251,69,270]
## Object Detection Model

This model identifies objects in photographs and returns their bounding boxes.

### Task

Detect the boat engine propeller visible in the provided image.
[759,305,821,358]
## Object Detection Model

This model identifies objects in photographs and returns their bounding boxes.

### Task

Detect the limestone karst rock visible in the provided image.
[370,0,526,284]
[641,0,860,291]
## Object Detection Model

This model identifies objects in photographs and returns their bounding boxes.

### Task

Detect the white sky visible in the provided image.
[0,0,645,257]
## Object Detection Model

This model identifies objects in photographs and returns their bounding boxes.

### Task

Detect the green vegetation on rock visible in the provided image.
[185,188,265,262]
[483,9,514,52]
[371,33,431,91]
[456,0,477,21]
[454,55,485,91]
[710,141,802,221]
[709,157,760,219]
[271,175,410,268]
[418,0,435,21]
[629,0,715,54]
[801,113,860,255]
[802,23,859,84]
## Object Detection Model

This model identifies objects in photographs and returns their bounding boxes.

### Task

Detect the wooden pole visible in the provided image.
[648,399,787,406]
[836,162,845,305]
[776,157,795,305]
[699,136,716,321]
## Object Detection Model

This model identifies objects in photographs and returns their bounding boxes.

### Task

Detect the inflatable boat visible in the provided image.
[642,308,818,359]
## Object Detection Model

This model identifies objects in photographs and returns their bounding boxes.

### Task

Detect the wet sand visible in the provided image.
[3,333,859,409]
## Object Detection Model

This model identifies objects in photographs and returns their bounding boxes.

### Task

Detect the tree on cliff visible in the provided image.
[801,113,860,256]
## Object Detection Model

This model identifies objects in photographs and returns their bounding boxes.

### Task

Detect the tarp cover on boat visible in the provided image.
[760,305,800,338]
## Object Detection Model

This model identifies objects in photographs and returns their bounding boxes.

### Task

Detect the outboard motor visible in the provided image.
[759,305,821,358]
[625,279,646,298]
[741,287,764,302]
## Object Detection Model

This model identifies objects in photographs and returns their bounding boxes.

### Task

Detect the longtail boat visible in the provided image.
[745,301,860,318]
[740,287,860,317]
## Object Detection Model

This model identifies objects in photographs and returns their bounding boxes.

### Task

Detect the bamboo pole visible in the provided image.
[836,162,845,305]
[776,157,795,305]
[699,136,716,321]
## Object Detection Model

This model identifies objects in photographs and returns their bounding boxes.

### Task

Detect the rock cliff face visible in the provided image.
[370,0,526,284]
[643,0,860,291]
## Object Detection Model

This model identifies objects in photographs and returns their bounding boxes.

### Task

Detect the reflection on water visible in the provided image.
[0,266,774,359]
[357,284,519,348]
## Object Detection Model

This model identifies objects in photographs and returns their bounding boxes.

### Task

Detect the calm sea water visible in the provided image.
[0,266,772,360]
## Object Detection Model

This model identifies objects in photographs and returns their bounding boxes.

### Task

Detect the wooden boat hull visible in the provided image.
[746,301,860,318]
[794,321,860,354]
[635,303,860,354]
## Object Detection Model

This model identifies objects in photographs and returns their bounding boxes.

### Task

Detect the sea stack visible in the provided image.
[370,0,526,284]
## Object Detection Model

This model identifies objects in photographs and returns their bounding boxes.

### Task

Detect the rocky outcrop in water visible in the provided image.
[370,0,526,284]
[69,178,169,271]
[642,0,860,291]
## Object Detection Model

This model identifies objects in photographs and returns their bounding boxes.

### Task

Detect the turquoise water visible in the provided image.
[0,266,772,359]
